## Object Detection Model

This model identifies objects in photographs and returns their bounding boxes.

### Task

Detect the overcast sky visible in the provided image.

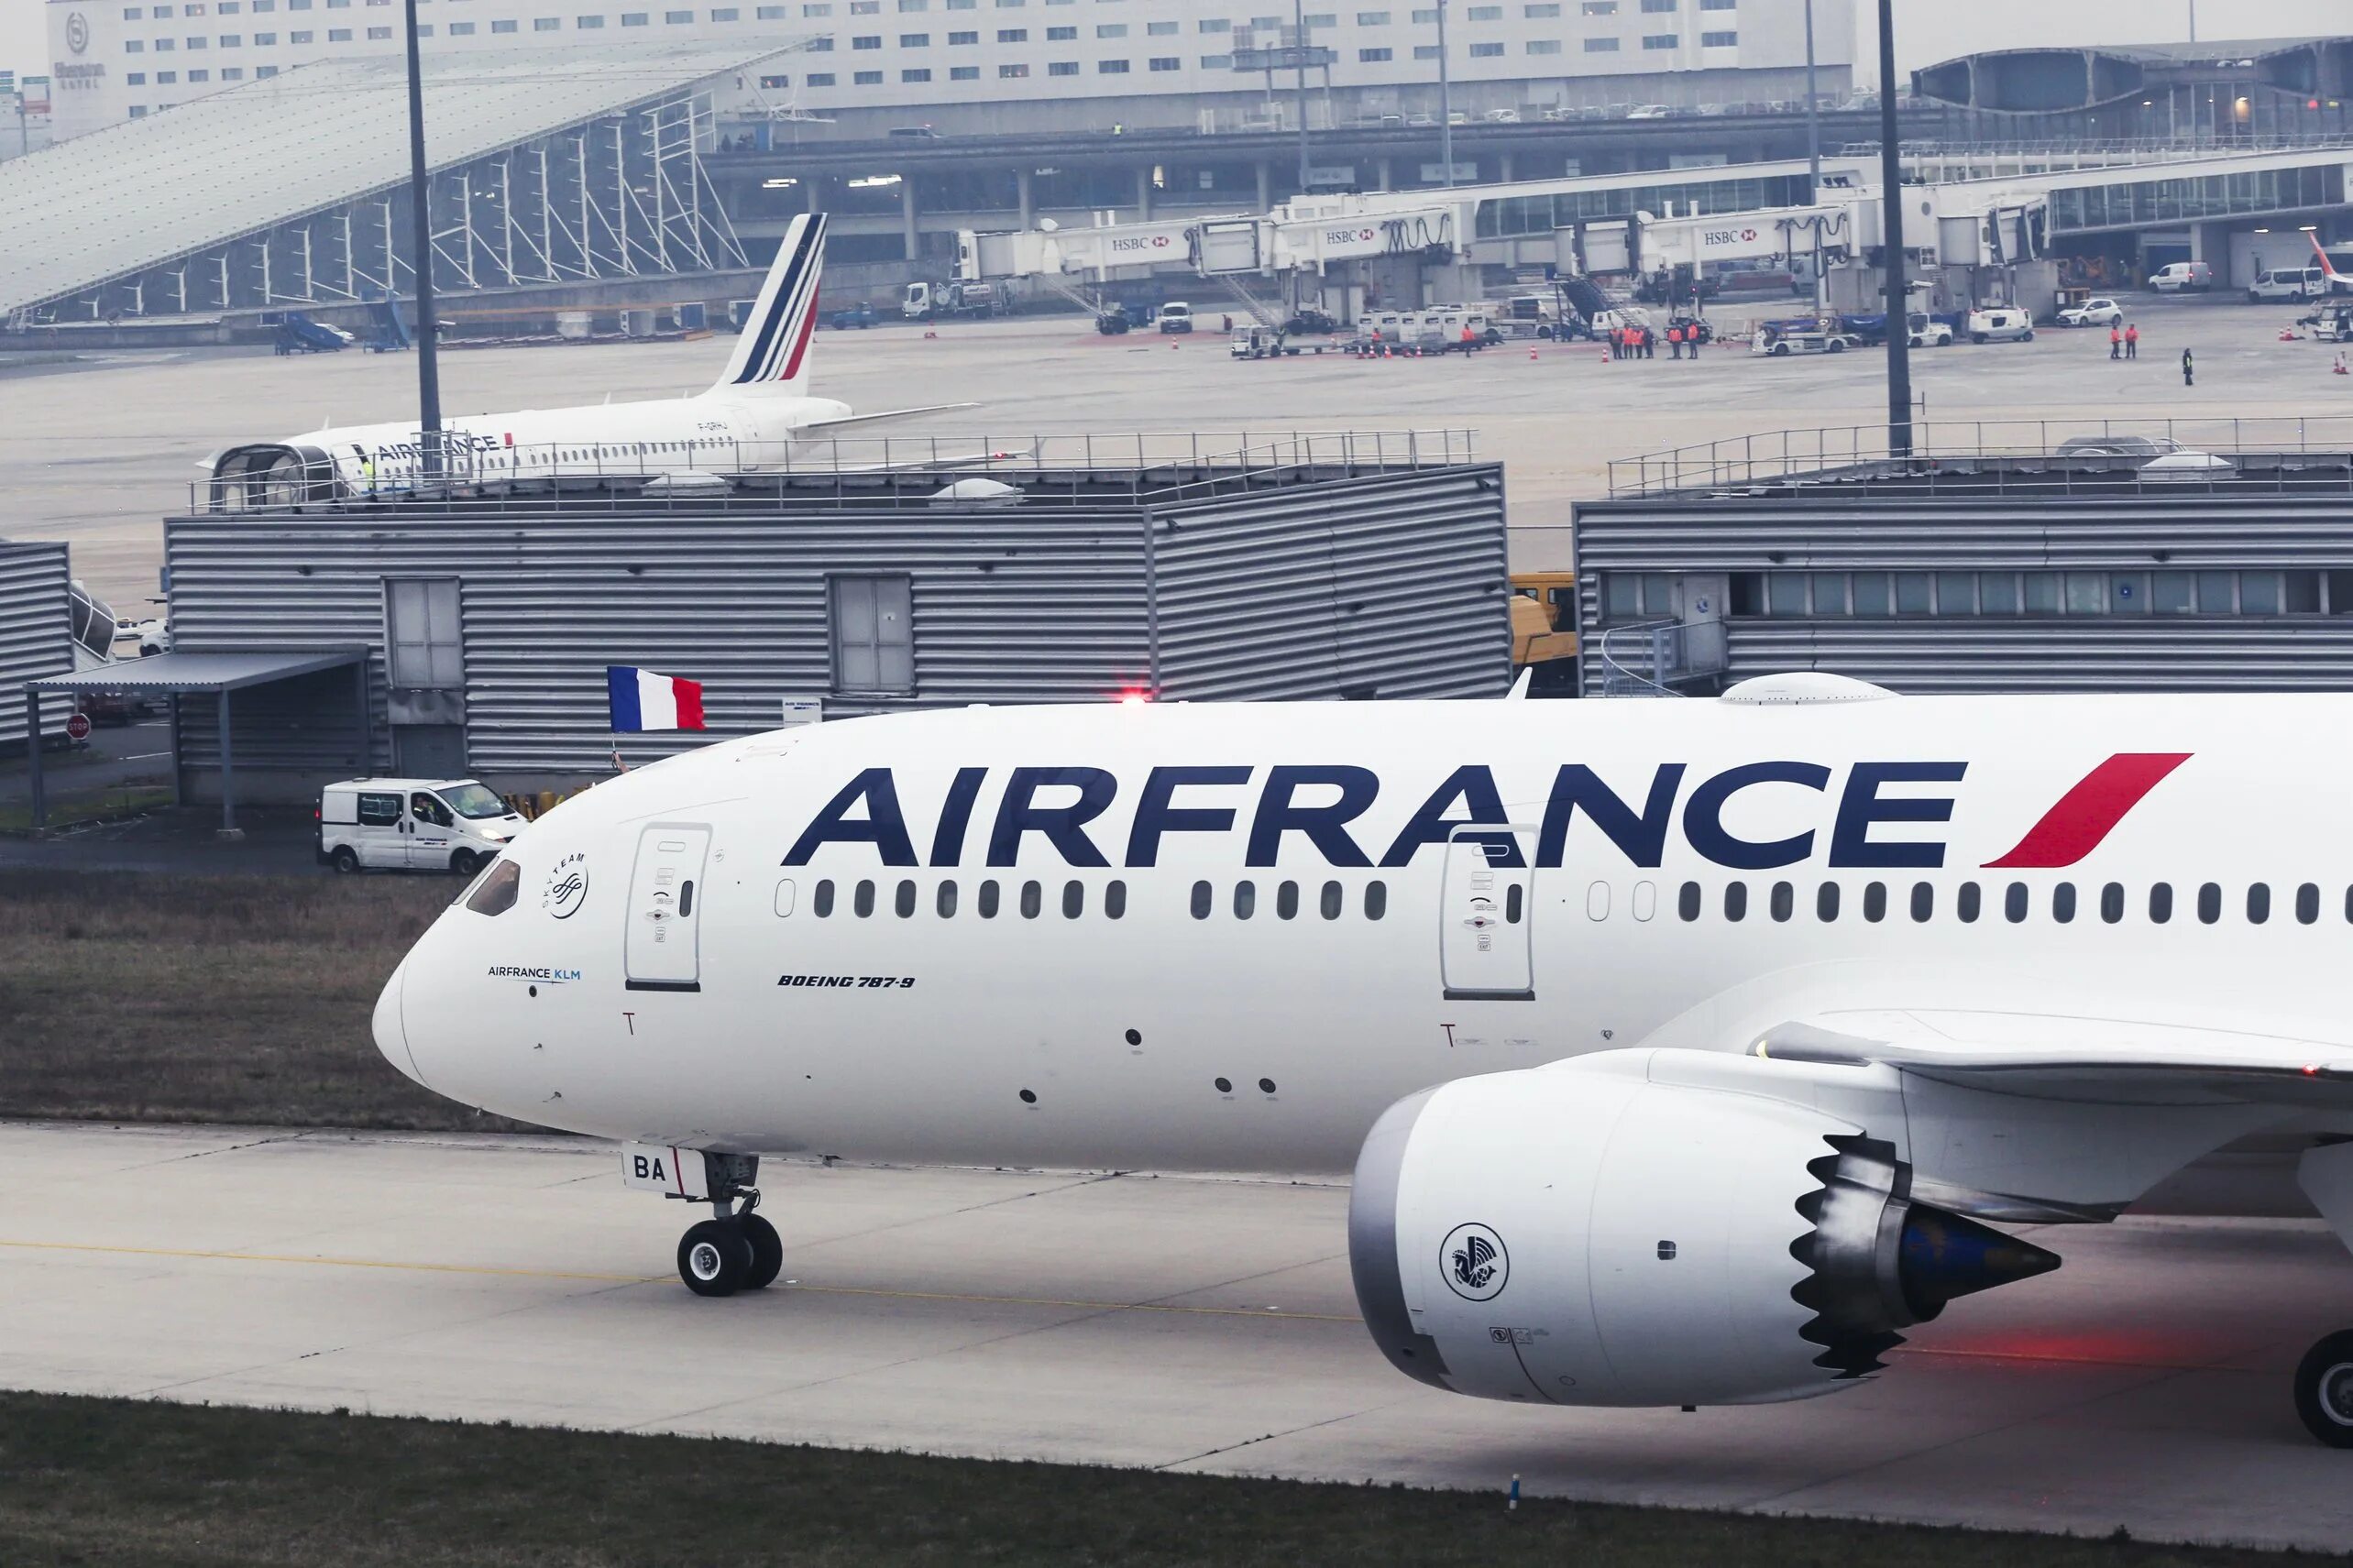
[4,0,2348,101]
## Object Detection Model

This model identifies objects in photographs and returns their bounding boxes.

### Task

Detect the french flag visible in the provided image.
[606,665,707,732]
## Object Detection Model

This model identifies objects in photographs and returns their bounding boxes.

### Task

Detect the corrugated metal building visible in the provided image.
[159,434,1511,802]
[1575,428,2353,696]
[0,542,72,743]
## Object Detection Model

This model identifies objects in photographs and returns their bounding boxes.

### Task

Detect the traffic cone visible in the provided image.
[1528,346,1539,360]
[1598,345,1608,365]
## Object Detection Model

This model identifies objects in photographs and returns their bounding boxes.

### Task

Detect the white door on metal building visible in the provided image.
[1439,827,1535,1001]
[625,823,711,992]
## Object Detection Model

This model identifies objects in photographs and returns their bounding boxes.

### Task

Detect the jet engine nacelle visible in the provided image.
[1347,1051,2058,1409]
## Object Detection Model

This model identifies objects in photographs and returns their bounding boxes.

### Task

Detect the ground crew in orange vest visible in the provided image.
[2126,322,2139,358]
[1667,324,1683,359]
[2109,323,2121,358]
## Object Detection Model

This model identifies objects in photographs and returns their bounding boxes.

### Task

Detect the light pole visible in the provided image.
[1803,0,1822,311]
[1435,0,1454,188]
[402,0,444,477]
[1875,0,1910,457]
[1293,0,1311,195]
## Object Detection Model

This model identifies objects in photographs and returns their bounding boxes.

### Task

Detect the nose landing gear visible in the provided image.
[2296,1331,2353,1448]
[673,1153,785,1298]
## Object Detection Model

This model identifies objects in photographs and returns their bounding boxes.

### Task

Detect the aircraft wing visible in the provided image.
[1749,1010,2353,1109]
[800,401,980,432]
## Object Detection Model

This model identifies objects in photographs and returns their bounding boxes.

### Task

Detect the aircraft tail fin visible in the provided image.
[712,213,828,397]
[2311,230,2343,286]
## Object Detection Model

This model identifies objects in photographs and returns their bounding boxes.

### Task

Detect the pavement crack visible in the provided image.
[1151,1401,1408,1472]
[122,1131,315,1169]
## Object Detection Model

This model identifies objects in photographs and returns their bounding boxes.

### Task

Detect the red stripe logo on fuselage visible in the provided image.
[1982,752,2194,869]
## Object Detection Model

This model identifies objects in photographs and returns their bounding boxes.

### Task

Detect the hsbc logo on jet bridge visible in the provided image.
[780,754,2190,872]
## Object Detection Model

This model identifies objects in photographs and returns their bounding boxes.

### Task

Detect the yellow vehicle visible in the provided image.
[1510,571,1580,693]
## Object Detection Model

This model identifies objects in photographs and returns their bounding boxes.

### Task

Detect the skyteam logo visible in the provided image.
[1442,1223,1508,1301]
[542,851,590,919]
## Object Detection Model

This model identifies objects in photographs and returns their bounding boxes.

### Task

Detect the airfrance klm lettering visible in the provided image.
[779,753,2190,872]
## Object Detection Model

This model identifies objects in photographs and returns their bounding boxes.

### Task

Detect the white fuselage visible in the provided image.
[379,694,2353,1178]
[297,389,853,492]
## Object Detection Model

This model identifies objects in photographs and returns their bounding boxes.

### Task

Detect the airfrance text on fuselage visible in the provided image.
[782,762,1983,872]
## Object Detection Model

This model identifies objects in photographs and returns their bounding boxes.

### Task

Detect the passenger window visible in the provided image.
[2150,883,2172,923]
[1678,881,1701,921]
[1062,881,1083,918]
[1769,881,1793,922]
[464,858,520,915]
[1909,883,1932,922]
[2248,883,2271,924]
[1365,881,1387,920]
[1956,882,1980,922]
[1234,881,1256,919]
[1722,883,1747,922]
[1277,881,1300,920]
[979,879,1001,918]
[936,880,958,917]
[2297,883,2319,925]
[2052,883,2076,923]
[1020,880,1042,918]
[1863,882,1886,922]
[1816,882,1840,921]
[813,878,835,916]
[357,791,402,826]
[1632,881,1656,922]
[853,879,875,917]
[774,879,796,917]
[2005,883,2029,922]
[2198,882,2222,924]
[1191,880,1212,919]
[1506,883,1524,923]
[2100,883,2124,923]
[1105,880,1127,919]
[1320,881,1342,920]
[1586,881,1609,920]
[895,879,916,917]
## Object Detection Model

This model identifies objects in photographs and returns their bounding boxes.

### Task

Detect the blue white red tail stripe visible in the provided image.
[720,213,827,390]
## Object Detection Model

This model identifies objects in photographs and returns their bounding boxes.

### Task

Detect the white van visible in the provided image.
[1156,301,1194,334]
[318,777,526,875]
[2249,266,2326,302]
[1966,305,2035,343]
[2148,260,2214,293]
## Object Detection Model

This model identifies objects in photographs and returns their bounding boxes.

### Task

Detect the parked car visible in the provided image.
[828,302,877,329]
[2054,434,2186,459]
[1481,107,1521,123]
[1966,305,2035,344]
[318,778,528,876]
[2058,296,2126,328]
[1625,104,1671,120]
[2249,266,2326,302]
[1907,311,1953,347]
[1156,301,1194,334]
[2148,261,2214,293]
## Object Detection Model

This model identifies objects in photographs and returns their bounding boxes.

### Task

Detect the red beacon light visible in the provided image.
[1116,689,1150,707]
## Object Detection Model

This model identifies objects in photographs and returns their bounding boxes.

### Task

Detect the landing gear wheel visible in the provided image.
[2294,1330,2353,1447]
[737,1212,784,1289]
[677,1219,753,1297]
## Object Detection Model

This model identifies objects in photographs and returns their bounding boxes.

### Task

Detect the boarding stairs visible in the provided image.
[1597,620,1727,696]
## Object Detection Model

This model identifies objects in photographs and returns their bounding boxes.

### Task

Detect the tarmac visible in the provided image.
[5,1118,2349,1552]
[0,289,2334,611]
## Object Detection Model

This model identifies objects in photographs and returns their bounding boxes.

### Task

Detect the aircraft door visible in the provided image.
[1439,827,1536,1001]
[625,823,712,992]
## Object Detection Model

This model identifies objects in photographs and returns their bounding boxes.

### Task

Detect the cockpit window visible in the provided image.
[465,858,521,916]
[440,783,510,819]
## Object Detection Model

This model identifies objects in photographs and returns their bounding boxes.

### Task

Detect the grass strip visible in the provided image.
[0,870,534,1131]
[0,1389,2312,1568]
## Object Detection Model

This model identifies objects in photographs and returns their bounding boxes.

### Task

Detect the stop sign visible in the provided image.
[64,711,92,740]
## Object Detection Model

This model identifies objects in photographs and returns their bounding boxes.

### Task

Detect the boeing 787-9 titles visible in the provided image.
[373,675,2353,1447]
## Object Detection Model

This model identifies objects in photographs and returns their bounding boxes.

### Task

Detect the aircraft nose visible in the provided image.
[373,958,426,1089]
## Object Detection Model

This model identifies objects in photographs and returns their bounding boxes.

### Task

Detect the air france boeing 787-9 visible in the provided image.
[372,674,2353,1446]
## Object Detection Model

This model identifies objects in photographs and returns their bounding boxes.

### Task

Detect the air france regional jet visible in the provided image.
[373,674,2353,1447]
[208,214,961,499]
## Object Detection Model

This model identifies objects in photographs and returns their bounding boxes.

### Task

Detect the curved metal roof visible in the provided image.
[0,40,802,320]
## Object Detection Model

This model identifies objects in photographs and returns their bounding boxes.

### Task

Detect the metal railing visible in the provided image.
[196,429,1480,514]
[1596,619,1727,696]
[1851,134,2353,169]
[1604,417,2353,500]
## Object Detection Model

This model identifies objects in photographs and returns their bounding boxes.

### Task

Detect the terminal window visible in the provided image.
[220,30,239,39]
[755,5,783,13]
[1639,0,1673,8]
[1149,52,1176,66]
[533,16,558,27]
[1464,4,1499,16]
[1523,1,1557,12]
[807,69,834,81]
[1699,569,2337,620]
[617,12,642,21]
[221,63,241,74]
[253,28,273,39]
[1641,31,1673,45]
[256,60,275,71]
[950,61,976,74]
[126,70,146,82]
[156,69,176,79]
[899,30,928,42]
[1197,14,1226,25]
[291,28,311,39]
[1699,27,1732,43]
[803,3,829,11]
[1098,55,1128,69]
[1048,56,1076,70]
[852,32,880,44]
[1095,21,1124,34]
[1580,0,1614,9]
[998,60,1027,72]
[124,5,142,15]
[1358,45,1388,59]
[576,14,602,25]
[365,22,388,31]
[490,18,515,30]
[949,26,975,38]
[902,64,929,77]
[995,27,1022,38]
[1200,50,1229,64]
[187,67,210,79]
[1147,16,1173,29]
[1468,39,1501,53]
[854,66,882,79]
[1047,23,1073,36]
[712,5,738,16]
[1356,8,1388,19]
[1526,37,1558,50]
[126,38,145,49]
